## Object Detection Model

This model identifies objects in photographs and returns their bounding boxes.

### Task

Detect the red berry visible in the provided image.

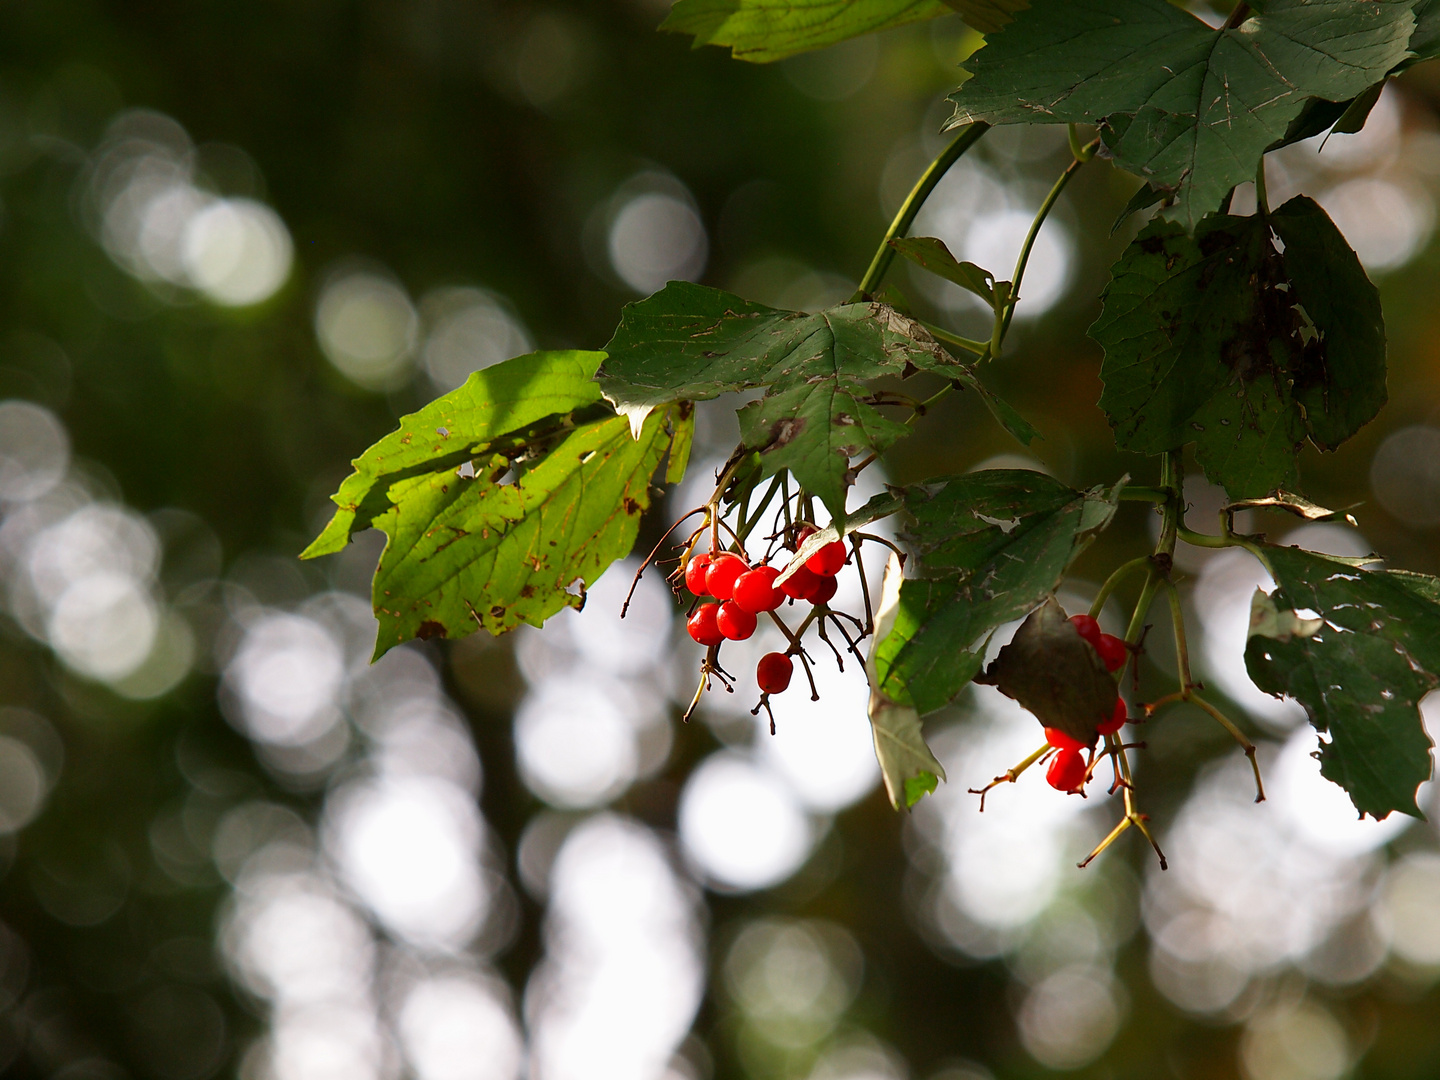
[705,554,748,601]
[793,523,817,549]
[686,604,724,647]
[805,540,847,577]
[1046,748,1088,793]
[1069,613,1102,649]
[684,553,713,596]
[1096,698,1126,736]
[1044,726,1088,753]
[779,564,822,600]
[757,652,793,694]
[732,566,783,614]
[809,575,838,605]
[717,601,757,641]
[1096,633,1128,672]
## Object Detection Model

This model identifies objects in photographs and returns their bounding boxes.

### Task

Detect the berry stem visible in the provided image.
[968,741,1051,812]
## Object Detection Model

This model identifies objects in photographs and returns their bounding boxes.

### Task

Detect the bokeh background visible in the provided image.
[2,2,1440,1079]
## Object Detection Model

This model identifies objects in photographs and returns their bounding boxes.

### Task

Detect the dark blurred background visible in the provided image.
[2,3,1440,1079]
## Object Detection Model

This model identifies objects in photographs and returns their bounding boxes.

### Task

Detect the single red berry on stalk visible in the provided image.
[705,553,749,601]
[1046,748,1087,793]
[1069,613,1102,649]
[1096,633,1127,672]
[806,540,847,577]
[793,523,817,548]
[717,601,757,641]
[1096,698,1127,736]
[1044,727,1088,753]
[686,604,724,647]
[757,652,793,694]
[684,553,713,597]
[809,575,838,605]
[733,566,783,614]
[779,564,822,600]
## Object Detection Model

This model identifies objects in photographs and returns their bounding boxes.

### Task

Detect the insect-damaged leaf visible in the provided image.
[1090,196,1386,500]
[979,597,1117,748]
[888,237,998,308]
[598,281,1030,520]
[1246,547,1440,819]
[302,350,606,558]
[946,0,1415,231]
[660,0,1026,63]
[872,470,1122,714]
[338,406,674,658]
[867,553,947,810]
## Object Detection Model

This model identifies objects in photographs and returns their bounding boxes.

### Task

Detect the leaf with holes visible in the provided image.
[302,351,607,559]
[1090,196,1386,499]
[361,406,676,658]
[946,0,1415,230]
[873,470,1123,714]
[1246,546,1440,818]
[598,281,1030,519]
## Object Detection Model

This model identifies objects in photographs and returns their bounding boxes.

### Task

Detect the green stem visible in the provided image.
[1090,555,1151,620]
[1118,485,1168,503]
[1255,153,1270,217]
[853,123,990,301]
[920,321,989,357]
[996,141,1097,349]
[737,474,784,542]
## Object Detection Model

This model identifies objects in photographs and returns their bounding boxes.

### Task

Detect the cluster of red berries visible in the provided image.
[1043,614,1131,793]
[682,527,849,696]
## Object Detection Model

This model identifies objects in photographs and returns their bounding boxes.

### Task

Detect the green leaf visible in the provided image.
[1090,196,1386,499]
[873,470,1122,714]
[867,553,948,810]
[367,406,677,658]
[1246,547,1440,819]
[1405,0,1440,66]
[888,237,998,307]
[660,0,953,61]
[979,597,1117,747]
[780,487,906,584]
[599,282,1013,519]
[301,350,606,558]
[946,0,1416,230]
[666,401,696,485]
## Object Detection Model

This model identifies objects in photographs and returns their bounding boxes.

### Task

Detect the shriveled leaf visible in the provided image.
[302,350,606,558]
[1246,547,1440,818]
[873,470,1122,713]
[1090,196,1386,499]
[980,597,1117,747]
[660,0,953,62]
[1224,492,1358,528]
[888,237,997,307]
[598,282,1020,518]
[367,406,676,658]
[867,553,947,810]
[946,0,1415,230]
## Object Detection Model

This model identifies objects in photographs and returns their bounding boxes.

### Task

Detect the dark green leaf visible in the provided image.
[1090,196,1386,499]
[1246,547,1440,818]
[981,597,1117,747]
[660,0,954,62]
[888,237,997,307]
[598,282,1016,519]
[1405,0,1440,66]
[873,470,1122,713]
[867,554,948,810]
[301,351,605,558]
[367,406,677,658]
[947,0,1415,230]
